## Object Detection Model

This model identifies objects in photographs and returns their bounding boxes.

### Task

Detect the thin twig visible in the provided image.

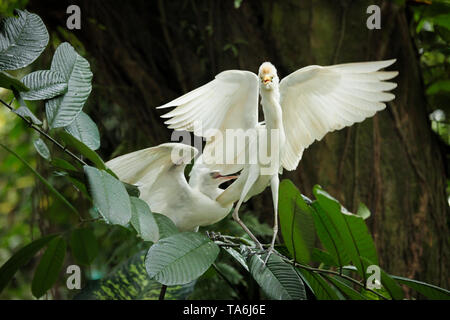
[159,285,167,300]
[0,98,87,166]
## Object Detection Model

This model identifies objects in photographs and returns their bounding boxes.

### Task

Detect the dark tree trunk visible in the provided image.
[30,0,449,292]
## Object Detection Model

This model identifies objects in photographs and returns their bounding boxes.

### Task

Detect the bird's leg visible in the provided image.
[232,165,263,250]
[264,174,279,265]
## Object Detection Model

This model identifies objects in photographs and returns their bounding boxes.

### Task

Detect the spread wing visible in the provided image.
[157,70,259,174]
[279,59,398,171]
[105,143,198,213]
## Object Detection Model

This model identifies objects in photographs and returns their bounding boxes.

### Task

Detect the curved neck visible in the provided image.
[260,88,283,131]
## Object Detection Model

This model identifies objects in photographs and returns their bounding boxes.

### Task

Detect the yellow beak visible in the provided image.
[263,75,271,84]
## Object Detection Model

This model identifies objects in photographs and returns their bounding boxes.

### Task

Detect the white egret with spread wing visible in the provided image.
[105,143,238,232]
[158,60,398,254]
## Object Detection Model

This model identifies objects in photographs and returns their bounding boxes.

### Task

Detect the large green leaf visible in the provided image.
[58,130,106,170]
[75,251,195,300]
[223,247,249,271]
[31,236,67,298]
[248,253,306,300]
[313,185,378,279]
[297,269,340,300]
[0,10,49,71]
[152,213,179,239]
[145,232,219,286]
[0,234,57,293]
[360,257,403,300]
[311,248,339,267]
[21,70,67,100]
[324,275,367,300]
[70,228,99,266]
[390,275,450,300]
[278,179,316,263]
[84,165,132,226]
[64,111,100,151]
[0,71,29,91]
[46,42,92,128]
[130,197,159,242]
[0,143,78,215]
[310,201,350,267]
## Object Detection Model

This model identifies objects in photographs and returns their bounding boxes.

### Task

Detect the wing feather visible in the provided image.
[280,59,398,171]
[158,70,259,172]
[105,143,197,188]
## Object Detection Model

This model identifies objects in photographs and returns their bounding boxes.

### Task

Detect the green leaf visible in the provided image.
[33,138,51,160]
[360,256,403,300]
[46,42,93,128]
[433,14,450,30]
[58,130,106,170]
[13,105,42,125]
[390,275,450,300]
[297,269,340,300]
[130,197,159,242]
[84,165,132,226]
[64,111,100,150]
[0,71,29,91]
[279,179,316,263]
[21,70,67,100]
[313,185,378,279]
[123,182,140,197]
[310,201,350,267]
[356,202,371,220]
[248,253,306,300]
[426,79,450,95]
[0,10,49,71]
[145,232,219,286]
[51,157,79,172]
[75,250,195,300]
[222,247,249,271]
[31,236,66,298]
[324,275,368,300]
[0,143,78,215]
[0,234,57,293]
[311,248,339,267]
[153,213,179,239]
[70,228,99,266]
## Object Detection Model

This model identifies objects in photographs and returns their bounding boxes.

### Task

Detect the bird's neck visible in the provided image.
[260,88,283,131]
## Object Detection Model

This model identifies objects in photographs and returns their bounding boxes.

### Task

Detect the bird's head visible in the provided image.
[258,62,279,90]
[190,167,238,201]
[206,170,239,187]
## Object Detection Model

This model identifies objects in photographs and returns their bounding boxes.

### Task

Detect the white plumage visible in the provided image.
[105,143,237,231]
[158,60,398,253]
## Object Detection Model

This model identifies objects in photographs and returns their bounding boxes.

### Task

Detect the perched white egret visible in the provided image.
[158,60,398,254]
[105,143,238,231]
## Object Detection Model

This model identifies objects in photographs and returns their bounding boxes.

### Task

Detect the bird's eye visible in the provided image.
[209,171,221,179]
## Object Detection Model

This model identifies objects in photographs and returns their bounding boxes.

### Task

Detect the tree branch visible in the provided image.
[0,98,87,166]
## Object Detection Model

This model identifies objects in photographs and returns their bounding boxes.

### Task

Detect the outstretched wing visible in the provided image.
[105,143,198,213]
[279,59,398,171]
[158,70,259,174]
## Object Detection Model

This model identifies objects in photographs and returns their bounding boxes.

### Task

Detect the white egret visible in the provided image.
[158,60,398,254]
[105,143,238,232]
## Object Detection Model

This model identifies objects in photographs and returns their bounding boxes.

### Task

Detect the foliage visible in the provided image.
[411,1,450,155]
[0,8,449,301]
